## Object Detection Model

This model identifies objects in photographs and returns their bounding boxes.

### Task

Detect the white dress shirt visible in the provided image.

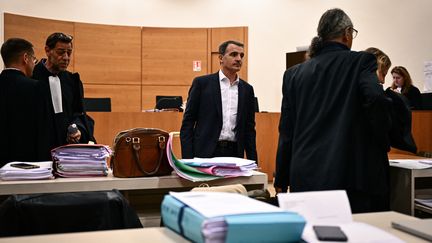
[218,70,239,142]
[48,75,63,114]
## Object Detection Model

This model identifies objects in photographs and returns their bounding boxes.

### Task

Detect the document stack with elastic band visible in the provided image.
[51,144,112,178]
[0,161,54,180]
[166,132,258,182]
[161,191,306,243]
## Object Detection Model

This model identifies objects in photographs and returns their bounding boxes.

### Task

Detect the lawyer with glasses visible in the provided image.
[0,38,51,166]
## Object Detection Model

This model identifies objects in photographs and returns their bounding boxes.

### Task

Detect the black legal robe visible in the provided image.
[32,59,93,150]
[0,69,51,166]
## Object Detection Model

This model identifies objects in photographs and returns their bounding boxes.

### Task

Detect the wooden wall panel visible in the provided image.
[74,23,141,85]
[210,27,248,81]
[89,112,184,158]
[210,27,246,52]
[255,112,280,180]
[141,27,208,86]
[4,13,75,71]
[83,84,141,112]
[141,85,190,110]
[411,111,432,153]
[4,13,249,112]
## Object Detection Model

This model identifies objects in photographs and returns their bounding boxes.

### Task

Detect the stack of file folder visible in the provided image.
[167,132,258,182]
[51,144,111,178]
[161,191,306,243]
[0,161,54,180]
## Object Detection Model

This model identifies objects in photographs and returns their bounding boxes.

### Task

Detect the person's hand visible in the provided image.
[67,129,81,144]
[392,87,401,94]
[274,186,284,195]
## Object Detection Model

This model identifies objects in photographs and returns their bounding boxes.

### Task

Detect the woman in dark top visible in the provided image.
[391,66,422,109]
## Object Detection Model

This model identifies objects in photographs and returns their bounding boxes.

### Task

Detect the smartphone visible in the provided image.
[10,163,40,169]
[313,225,348,241]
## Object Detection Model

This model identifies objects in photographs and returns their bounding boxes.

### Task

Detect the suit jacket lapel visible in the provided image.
[236,80,245,127]
[213,72,222,118]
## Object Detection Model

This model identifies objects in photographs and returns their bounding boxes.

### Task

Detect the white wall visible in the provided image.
[1,0,432,111]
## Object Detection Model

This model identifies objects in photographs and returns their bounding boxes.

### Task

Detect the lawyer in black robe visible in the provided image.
[275,42,391,213]
[0,69,51,166]
[32,59,94,149]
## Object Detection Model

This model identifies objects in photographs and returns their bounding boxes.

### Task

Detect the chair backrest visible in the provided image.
[83,97,112,112]
[155,96,183,111]
[0,190,142,237]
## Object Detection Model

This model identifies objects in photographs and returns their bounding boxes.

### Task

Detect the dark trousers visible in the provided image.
[347,190,390,213]
[213,141,238,157]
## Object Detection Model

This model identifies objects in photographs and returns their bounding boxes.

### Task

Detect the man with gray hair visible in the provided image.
[275,8,391,213]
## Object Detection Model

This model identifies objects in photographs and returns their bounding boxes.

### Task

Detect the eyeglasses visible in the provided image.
[27,53,39,64]
[351,28,358,39]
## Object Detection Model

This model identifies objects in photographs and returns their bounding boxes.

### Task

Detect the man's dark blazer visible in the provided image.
[180,72,257,161]
[275,42,391,198]
[0,69,51,166]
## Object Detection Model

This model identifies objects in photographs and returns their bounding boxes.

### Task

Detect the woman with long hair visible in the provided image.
[391,66,422,109]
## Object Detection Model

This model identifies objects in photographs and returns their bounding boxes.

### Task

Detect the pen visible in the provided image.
[418,161,432,165]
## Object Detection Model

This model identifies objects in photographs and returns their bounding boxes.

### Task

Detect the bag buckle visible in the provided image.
[158,136,166,149]
[132,137,140,144]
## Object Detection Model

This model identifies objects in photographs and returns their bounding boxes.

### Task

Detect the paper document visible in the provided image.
[166,132,257,181]
[170,191,283,218]
[162,192,305,243]
[51,144,111,178]
[389,159,432,169]
[278,190,404,243]
[181,157,256,167]
[415,198,432,208]
[0,161,54,180]
[424,60,432,92]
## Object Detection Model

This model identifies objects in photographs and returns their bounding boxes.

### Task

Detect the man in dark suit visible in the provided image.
[275,9,391,213]
[180,40,257,162]
[0,38,51,166]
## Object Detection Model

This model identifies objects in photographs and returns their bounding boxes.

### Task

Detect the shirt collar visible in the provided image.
[219,69,239,85]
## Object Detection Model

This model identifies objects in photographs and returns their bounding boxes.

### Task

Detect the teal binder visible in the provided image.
[161,195,305,243]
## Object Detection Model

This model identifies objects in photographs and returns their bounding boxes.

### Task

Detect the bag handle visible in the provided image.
[130,135,166,175]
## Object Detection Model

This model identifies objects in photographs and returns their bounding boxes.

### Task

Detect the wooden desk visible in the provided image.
[0,228,189,243]
[388,154,432,216]
[353,211,428,243]
[0,211,425,243]
[0,171,267,196]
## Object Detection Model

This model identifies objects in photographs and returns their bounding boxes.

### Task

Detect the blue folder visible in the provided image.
[161,195,305,243]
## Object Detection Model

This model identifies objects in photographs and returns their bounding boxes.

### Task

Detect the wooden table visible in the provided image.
[388,154,432,216]
[0,211,426,243]
[0,171,267,196]
[353,211,428,242]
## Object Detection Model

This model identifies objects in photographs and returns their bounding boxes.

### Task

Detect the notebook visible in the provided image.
[391,219,432,241]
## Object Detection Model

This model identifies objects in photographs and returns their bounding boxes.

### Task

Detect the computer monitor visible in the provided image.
[83,97,111,112]
[421,93,432,110]
[155,96,183,111]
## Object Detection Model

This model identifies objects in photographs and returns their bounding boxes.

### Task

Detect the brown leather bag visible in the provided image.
[111,128,173,177]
